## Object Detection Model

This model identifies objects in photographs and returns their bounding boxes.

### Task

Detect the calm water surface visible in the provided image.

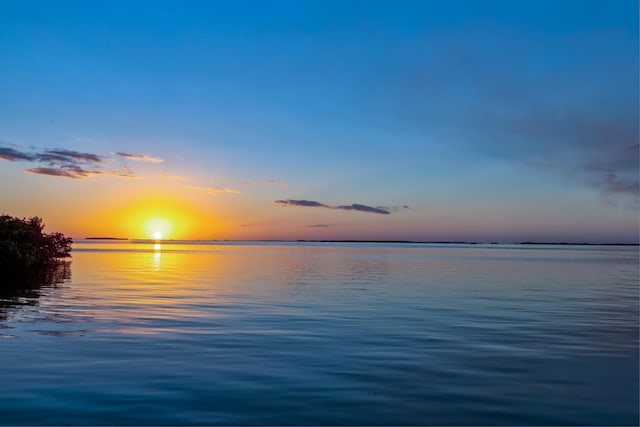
[1,242,638,425]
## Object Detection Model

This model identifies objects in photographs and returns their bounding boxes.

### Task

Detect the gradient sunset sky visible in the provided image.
[1,0,638,242]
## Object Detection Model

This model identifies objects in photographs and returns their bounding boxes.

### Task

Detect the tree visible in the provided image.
[0,214,72,288]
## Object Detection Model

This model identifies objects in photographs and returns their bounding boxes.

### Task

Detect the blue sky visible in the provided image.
[0,0,638,242]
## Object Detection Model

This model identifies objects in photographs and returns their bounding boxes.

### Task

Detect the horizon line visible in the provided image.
[81,237,640,246]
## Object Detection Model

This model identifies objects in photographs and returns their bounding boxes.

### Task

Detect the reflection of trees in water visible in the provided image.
[0,261,71,321]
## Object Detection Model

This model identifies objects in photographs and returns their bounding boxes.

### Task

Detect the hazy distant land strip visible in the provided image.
[84,237,638,246]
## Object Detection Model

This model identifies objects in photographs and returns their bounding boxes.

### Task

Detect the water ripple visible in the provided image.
[0,243,637,425]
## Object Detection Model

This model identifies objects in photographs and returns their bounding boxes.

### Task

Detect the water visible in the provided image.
[1,241,638,425]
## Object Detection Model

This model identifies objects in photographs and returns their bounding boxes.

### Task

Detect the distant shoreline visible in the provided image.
[85,237,129,240]
[296,240,639,246]
[82,238,639,246]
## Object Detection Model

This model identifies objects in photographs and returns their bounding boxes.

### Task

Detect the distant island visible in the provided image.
[292,240,638,246]
[85,237,129,240]
[518,241,638,246]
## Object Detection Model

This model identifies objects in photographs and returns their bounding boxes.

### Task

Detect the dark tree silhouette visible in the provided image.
[0,214,72,289]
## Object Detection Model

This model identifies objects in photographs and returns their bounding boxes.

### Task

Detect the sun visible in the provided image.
[143,217,173,240]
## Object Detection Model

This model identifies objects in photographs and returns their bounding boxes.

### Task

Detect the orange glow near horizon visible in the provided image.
[86,193,224,240]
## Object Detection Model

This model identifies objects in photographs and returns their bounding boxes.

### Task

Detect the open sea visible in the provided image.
[0,241,638,425]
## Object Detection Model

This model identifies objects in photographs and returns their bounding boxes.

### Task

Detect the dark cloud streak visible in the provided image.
[26,166,136,179]
[0,143,137,179]
[275,199,393,215]
[43,149,104,163]
[275,199,328,208]
[335,204,391,215]
[26,167,92,179]
[0,147,35,162]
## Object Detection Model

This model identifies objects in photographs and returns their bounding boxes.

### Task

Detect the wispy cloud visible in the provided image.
[25,167,87,178]
[160,173,189,181]
[184,185,241,195]
[114,152,164,163]
[276,199,327,208]
[383,29,638,208]
[377,205,411,212]
[38,149,105,164]
[26,166,137,179]
[308,224,329,227]
[507,114,640,207]
[0,146,35,162]
[0,143,138,179]
[586,143,639,206]
[335,204,391,215]
[275,199,392,215]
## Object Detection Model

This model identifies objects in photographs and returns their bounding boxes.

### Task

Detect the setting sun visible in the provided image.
[91,194,223,240]
[144,217,172,240]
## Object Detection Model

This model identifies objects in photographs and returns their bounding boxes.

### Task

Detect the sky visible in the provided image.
[0,0,638,242]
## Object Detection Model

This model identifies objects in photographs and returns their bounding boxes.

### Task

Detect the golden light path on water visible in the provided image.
[66,242,323,335]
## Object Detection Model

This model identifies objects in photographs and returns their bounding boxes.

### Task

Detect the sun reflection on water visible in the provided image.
[152,244,161,271]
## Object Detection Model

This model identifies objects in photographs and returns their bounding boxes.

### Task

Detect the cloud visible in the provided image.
[0,146,106,166]
[335,204,391,215]
[38,149,105,164]
[26,167,87,178]
[308,224,329,227]
[115,152,164,163]
[506,113,640,207]
[0,146,35,162]
[586,143,639,206]
[184,185,241,195]
[26,166,137,179]
[0,143,139,179]
[275,199,392,215]
[275,199,328,208]
[431,73,639,207]
[380,29,638,208]
[376,205,411,213]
